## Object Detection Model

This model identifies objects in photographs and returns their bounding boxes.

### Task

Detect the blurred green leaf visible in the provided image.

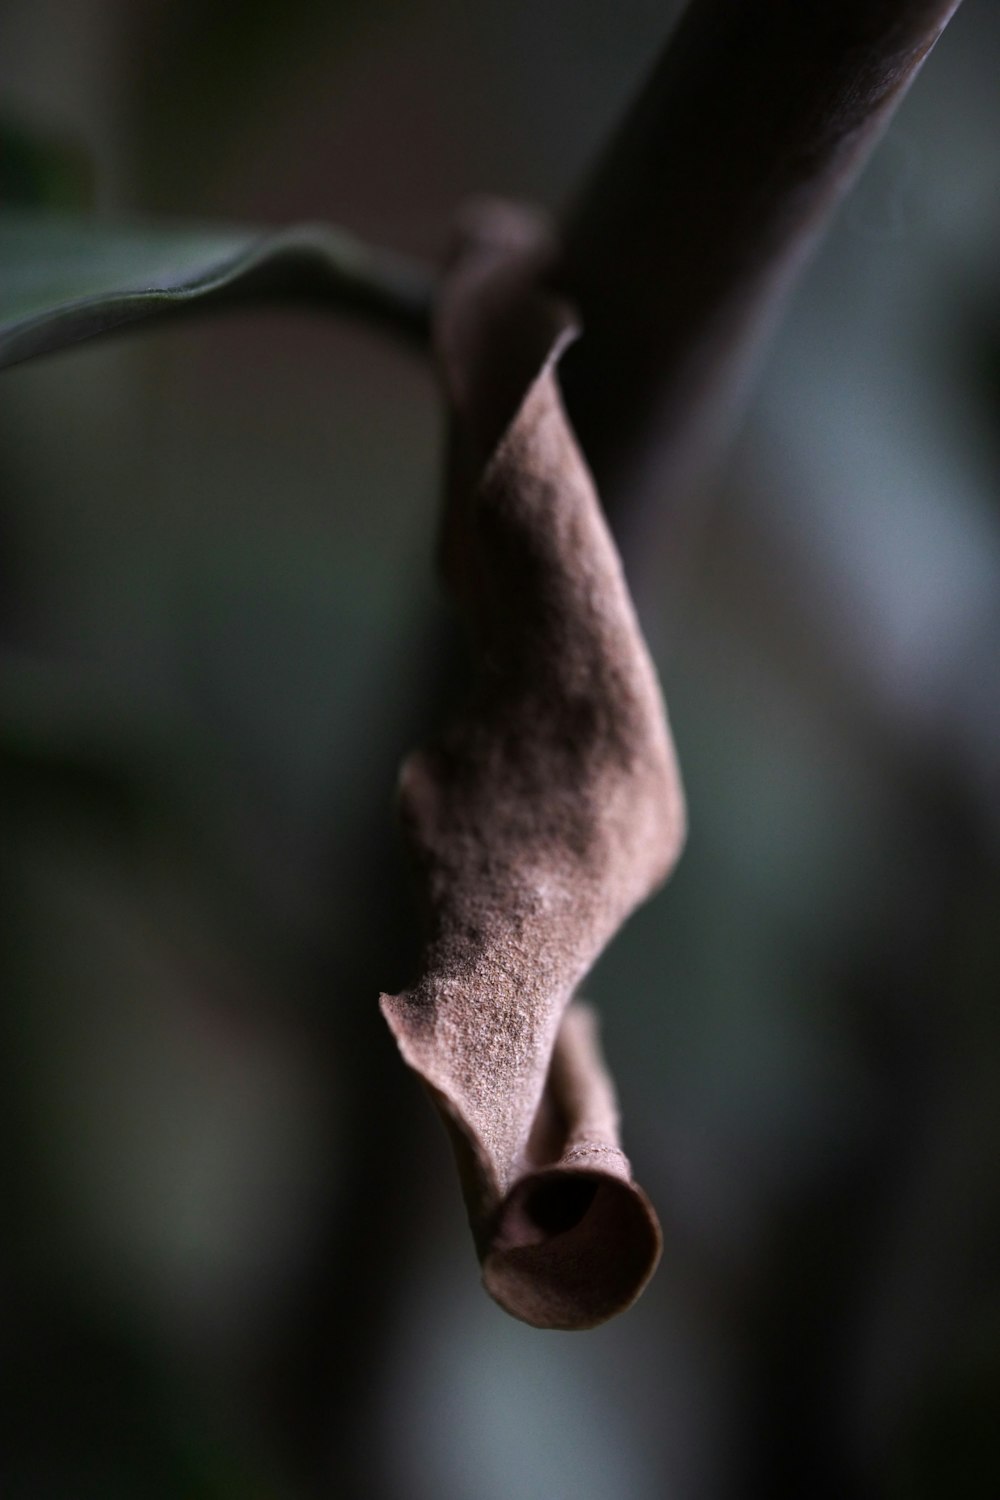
[0,117,96,211]
[0,213,432,370]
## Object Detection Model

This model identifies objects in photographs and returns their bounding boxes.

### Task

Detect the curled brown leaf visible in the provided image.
[381,200,685,1330]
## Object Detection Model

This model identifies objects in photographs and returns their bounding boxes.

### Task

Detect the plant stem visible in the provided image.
[557,0,964,539]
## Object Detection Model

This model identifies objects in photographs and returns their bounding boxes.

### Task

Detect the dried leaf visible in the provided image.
[381,200,685,1329]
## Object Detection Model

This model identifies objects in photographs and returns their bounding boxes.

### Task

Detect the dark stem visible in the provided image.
[557,0,963,543]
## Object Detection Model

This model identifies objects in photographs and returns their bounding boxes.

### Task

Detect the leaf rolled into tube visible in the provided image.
[381,199,685,1330]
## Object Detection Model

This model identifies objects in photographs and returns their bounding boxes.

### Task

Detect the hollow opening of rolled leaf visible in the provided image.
[518,1174,600,1237]
[483,1169,661,1330]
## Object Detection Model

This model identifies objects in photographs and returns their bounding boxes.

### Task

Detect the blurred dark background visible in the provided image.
[2,2,999,1496]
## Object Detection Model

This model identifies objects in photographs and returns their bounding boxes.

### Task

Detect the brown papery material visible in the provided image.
[380,201,684,1330]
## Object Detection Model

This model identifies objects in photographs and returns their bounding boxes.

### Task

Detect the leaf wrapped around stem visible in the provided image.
[381,199,685,1330]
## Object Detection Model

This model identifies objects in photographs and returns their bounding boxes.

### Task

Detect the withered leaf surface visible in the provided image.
[381,200,685,1330]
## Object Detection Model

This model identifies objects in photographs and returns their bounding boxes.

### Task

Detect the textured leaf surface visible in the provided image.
[381,200,686,1330]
